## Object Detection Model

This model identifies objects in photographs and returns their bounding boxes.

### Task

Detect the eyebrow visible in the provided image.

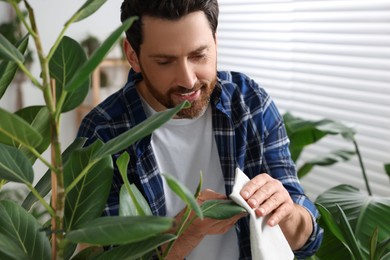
[150,45,209,59]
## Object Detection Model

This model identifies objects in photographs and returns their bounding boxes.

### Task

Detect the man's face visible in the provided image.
[133,11,218,118]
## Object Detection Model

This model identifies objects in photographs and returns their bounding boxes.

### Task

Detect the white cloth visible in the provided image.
[229,168,294,260]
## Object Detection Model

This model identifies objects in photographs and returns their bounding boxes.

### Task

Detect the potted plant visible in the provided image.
[0,1,244,259]
[283,112,390,259]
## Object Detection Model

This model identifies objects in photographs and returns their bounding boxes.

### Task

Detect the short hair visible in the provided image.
[120,0,219,55]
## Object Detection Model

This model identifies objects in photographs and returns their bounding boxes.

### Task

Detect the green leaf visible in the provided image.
[283,112,356,162]
[50,36,89,112]
[93,101,189,160]
[0,233,29,260]
[65,17,136,92]
[334,204,365,259]
[22,137,87,211]
[66,216,173,246]
[118,152,152,216]
[162,173,203,219]
[0,143,34,184]
[64,140,113,230]
[94,234,176,260]
[0,33,24,62]
[0,107,43,148]
[67,0,107,24]
[376,237,390,260]
[316,185,390,259]
[316,204,348,245]
[370,227,379,260]
[119,184,152,217]
[201,200,246,219]
[15,106,51,162]
[0,34,29,99]
[0,200,51,260]
[297,149,356,178]
[384,163,390,181]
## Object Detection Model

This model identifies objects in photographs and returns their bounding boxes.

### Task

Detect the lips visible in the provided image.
[174,89,202,102]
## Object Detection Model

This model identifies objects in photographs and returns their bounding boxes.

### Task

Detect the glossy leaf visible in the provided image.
[376,237,390,260]
[0,34,29,99]
[316,185,390,259]
[0,34,24,62]
[64,140,113,230]
[0,200,51,260]
[50,36,89,112]
[93,101,190,159]
[119,184,152,217]
[297,149,356,178]
[22,137,87,211]
[65,17,136,92]
[201,200,246,219]
[15,106,51,162]
[283,112,356,162]
[68,0,107,23]
[0,143,33,184]
[0,107,42,148]
[118,152,152,217]
[384,163,390,181]
[163,173,203,219]
[66,216,173,245]
[94,234,176,260]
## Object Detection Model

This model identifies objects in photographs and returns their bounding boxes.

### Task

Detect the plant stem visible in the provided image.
[162,207,194,258]
[26,183,55,216]
[353,139,372,195]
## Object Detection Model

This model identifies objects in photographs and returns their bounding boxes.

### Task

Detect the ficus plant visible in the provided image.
[0,1,244,259]
[283,113,390,259]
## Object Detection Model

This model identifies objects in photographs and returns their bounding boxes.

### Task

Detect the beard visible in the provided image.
[140,70,217,119]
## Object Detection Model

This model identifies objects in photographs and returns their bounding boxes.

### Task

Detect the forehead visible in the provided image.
[140,11,215,55]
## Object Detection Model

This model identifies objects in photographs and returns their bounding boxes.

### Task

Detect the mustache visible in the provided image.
[173,82,207,94]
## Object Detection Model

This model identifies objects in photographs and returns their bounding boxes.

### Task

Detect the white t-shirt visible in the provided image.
[143,101,239,260]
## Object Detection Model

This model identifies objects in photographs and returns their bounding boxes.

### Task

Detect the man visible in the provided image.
[77,0,323,259]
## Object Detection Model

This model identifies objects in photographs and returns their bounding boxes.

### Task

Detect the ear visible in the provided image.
[123,39,141,72]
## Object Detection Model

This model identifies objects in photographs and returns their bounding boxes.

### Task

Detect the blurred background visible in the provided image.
[0,0,389,200]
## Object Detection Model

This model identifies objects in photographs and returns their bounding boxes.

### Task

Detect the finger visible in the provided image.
[266,202,293,227]
[254,191,283,217]
[246,179,279,209]
[240,174,270,200]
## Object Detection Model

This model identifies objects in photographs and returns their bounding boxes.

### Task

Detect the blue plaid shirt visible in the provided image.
[77,69,323,259]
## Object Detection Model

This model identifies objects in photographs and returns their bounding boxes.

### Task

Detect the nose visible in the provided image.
[175,60,197,89]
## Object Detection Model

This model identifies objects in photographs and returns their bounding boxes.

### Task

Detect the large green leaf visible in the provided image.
[316,185,390,258]
[162,173,203,219]
[66,216,173,246]
[297,149,356,178]
[201,200,246,219]
[0,33,25,62]
[94,234,176,260]
[93,101,190,160]
[67,0,107,24]
[64,17,136,92]
[0,34,29,99]
[64,140,113,230]
[283,112,356,162]
[0,143,34,184]
[50,36,89,112]
[15,106,51,162]
[0,107,43,148]
[0,200,51,260]
[22,137,87,211]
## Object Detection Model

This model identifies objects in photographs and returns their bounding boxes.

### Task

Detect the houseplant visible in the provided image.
[283,112,390,259]
[0,1,244,259]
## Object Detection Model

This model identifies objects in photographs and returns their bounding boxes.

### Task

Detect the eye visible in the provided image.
[191,54,206,62]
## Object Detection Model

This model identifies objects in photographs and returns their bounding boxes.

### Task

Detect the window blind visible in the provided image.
[217,0,390,199]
